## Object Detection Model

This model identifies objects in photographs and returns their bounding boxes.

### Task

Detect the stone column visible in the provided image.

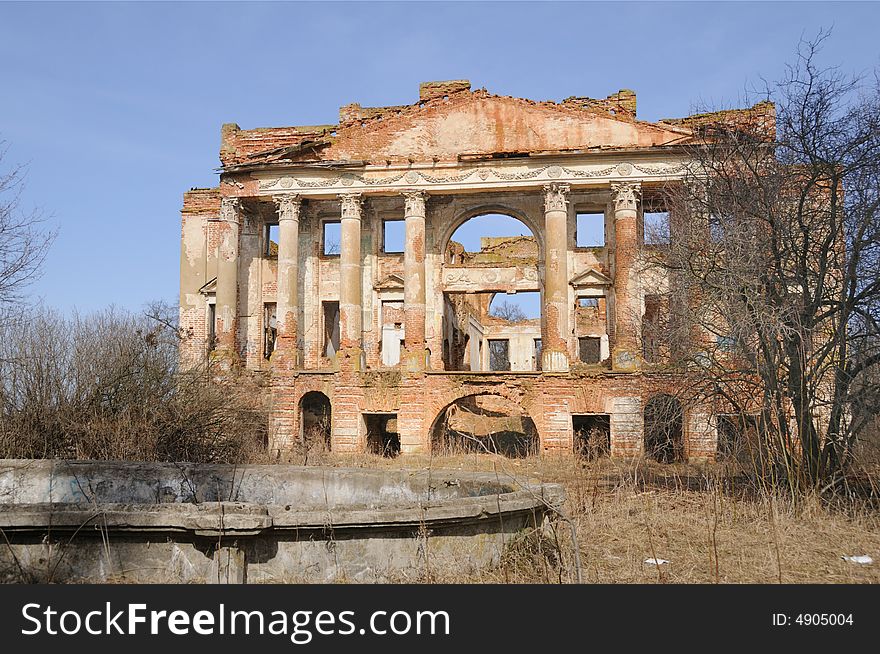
[542,183,571,372]
[611,181,641,371]
[338,193,364,366]
[402,190,428,371]
[273,194,302,368]
[215,197,241,363]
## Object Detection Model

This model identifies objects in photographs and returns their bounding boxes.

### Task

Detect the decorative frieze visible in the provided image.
[256,160,687,195]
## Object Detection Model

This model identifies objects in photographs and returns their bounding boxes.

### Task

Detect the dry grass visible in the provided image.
[281,448,880,583]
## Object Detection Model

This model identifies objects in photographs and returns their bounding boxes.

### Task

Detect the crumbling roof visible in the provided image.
[219,81,775,172]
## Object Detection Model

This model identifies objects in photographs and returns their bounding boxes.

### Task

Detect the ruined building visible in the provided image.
[179,81,775,460]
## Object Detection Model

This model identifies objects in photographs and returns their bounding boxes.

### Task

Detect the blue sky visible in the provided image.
[1,1,878,314]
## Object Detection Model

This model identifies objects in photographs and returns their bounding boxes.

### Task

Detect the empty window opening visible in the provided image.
[300,391,331,450]
[431,395,539,458]
[573,414,611,459]
[534,338,542,371]
[265,223,279,257]
[578,297,599,308]
[488,339,510,371]
[717,413,765,465]
[263,302,277,360]
[643,211,670,245]
[644,394,684,463]
[322,301,340,359]
[642,294,669,364]
[447,213,536,263]
[323,221,341,256]
[488,291,541,322]
[383,219,405,253]
[578,336,601,364]
[365,413,400,457]
[207,302,216,351]
[576,212,605,247]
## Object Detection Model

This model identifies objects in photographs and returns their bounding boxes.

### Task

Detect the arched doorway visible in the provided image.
[441,212,543,372]
[644,394,684,463]
[300,391,331,449]
[430,393,539,458]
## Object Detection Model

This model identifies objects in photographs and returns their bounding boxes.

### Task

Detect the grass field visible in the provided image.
[293,449,880,584]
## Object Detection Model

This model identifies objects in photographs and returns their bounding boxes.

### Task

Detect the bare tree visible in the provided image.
[647,33,880,489]
[0,304,268,463]
[490,299,528,322]
[0,141,56,308]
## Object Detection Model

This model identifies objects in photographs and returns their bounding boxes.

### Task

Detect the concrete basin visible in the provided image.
[0,459,564,583]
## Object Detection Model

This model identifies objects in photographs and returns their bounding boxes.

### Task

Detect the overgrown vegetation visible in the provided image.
[644,33,880,491]
[307,451,880,584]
[0,303,268,463]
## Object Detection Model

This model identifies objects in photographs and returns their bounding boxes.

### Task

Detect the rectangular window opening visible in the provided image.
[383,219,405,254]
[644,211,670,245]
[578,336,601,364]
[573,414,611,459]
[322,301,340,359]
[323,221,341,256]
[365,413,400,457]
[263,302,277,360]
[207,302,216,352]
[488,339,510,371]
[265,223,279,257]
[576,212,605,247]
[534,338,542,372]
[578,297,599,308]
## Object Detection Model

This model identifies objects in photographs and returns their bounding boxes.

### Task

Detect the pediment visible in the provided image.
[570,268,612,287]
[307,94,691,165]
[199,277,218,295]
[375,273,405,291]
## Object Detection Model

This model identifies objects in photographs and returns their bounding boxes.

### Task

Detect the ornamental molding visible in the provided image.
[257,160,687,194]
[273,194,302,221]
[543,183,570,213]
[401,189,428,216]
[219,197,242,223]
[611,182,641,211]
[442,264,541,292]
[339,193,364,219]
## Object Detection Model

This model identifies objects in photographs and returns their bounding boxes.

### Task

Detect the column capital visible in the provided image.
[273,194,302,221]
[219,196,242,224]
[401,189,428,216]
[543,183,570,213]
[339,193,364,219]
[611,181,641,212]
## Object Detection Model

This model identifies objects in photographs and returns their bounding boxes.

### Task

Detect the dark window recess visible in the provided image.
[365,414,400,457]
[573,414,611,459]
[323,301,340,359]
[207,303,216,351]
[534,338,542,371]
[578,336,601,363]
[488,339,510,371]
[301,391,331,448]
[263,303,277,359]
[644,394,684,463]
